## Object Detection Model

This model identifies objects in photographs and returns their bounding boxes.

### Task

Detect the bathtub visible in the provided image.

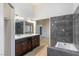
[47,42,79,56]
[55,42,78,51]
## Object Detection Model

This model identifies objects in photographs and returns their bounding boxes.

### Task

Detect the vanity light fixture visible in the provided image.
[19,16,24,20]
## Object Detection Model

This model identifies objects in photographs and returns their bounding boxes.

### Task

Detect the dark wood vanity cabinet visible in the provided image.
[15,40,23,56]
[15,35,40,56]
[26,38,32,51]
[22,39,29,53]
[32,35,40,49]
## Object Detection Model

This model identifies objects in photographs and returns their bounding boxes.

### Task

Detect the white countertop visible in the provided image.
[15,34,39,40]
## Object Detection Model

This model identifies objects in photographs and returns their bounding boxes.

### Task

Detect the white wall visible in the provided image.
[34,3,73,20]
[11,9,15,56]
[0,3,4,55]
[36,19,49,38]
[0,3,15,56]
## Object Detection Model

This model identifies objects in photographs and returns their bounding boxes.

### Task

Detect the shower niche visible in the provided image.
[50,14,73,46]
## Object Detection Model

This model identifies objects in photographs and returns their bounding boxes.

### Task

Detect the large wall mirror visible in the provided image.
[25,22,34,34]
[15,21,23,34]
[15,14,34,35]
[15,21,34,35]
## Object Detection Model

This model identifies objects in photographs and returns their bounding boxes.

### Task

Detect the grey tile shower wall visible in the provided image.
[73,14,79,51]
[73,5,79,51]
[50,14,73,46]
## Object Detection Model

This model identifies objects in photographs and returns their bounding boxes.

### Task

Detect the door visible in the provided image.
[40,26,42,35]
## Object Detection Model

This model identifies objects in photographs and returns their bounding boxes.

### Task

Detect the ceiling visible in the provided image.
[12,3,35,19]
[11,3,79,20]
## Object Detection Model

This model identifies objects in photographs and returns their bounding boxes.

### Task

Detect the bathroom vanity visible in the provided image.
[15,34,40,56]
[15,17,37,56]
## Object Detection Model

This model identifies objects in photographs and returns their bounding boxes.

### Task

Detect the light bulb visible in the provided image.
[62,29,65,32]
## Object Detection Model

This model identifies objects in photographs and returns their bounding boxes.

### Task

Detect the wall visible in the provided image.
[34,3,73,20]
[0,3,4,55]
[73,5,79,51]
[4,3,15,56]
[50,14,73,46]
[36,19,49,38]
[0,3,15,56]
[11,8,15,56]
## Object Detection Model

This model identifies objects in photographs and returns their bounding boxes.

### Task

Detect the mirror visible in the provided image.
[15,21,23,34]
[25,22,33,34]
[15,14,34,35]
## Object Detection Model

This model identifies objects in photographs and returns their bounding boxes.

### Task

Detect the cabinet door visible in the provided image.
[27,38,32,51]
[32,37,35,48]
[32,36,40,49]
[36,36,40,46]
[15,42,23,56]
[22,40,28,53]
[32,36,37,48]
